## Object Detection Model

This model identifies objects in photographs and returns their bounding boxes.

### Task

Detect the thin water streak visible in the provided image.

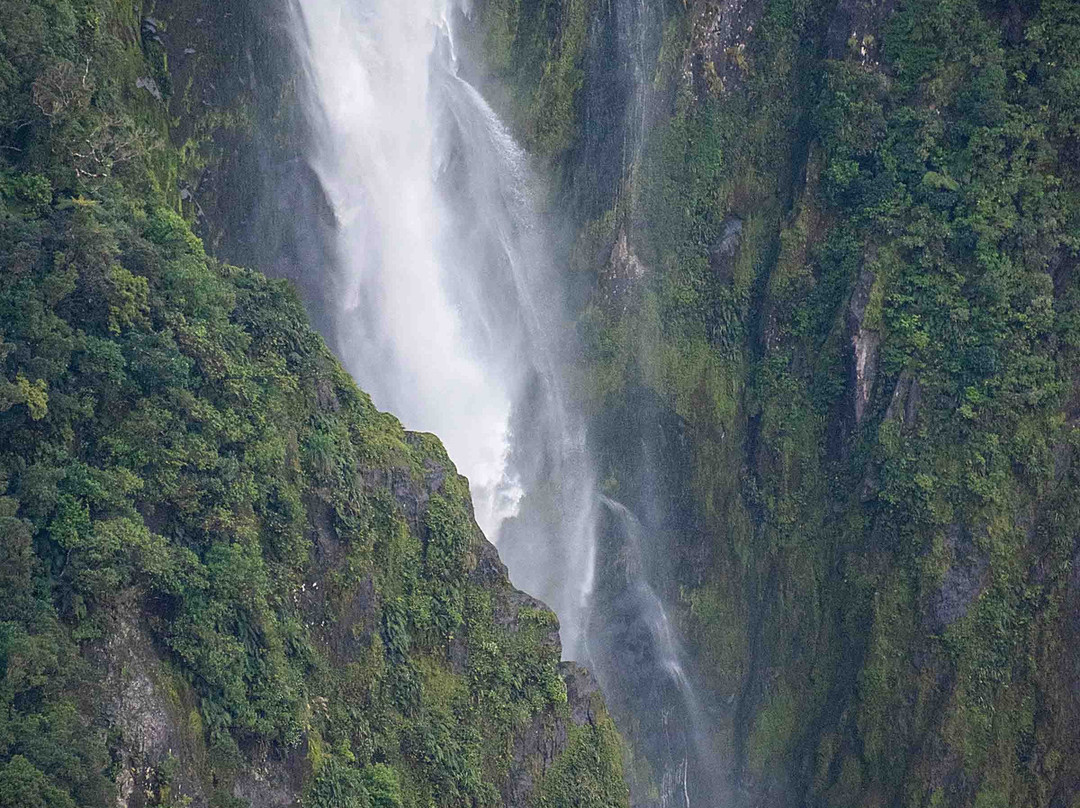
[597,495,726,808]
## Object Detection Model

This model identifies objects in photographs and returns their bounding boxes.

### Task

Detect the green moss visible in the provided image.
[472,0,594,159]
[683,581,747,689]
[555,0,1080,803]
[0,2,629,806]
[746,682,800,778]
[532,718,628,808]
[856,572,917,780]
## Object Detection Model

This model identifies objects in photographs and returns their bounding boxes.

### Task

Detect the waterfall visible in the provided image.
[287,0,597,660]
[287,0,727,803]
[591,496,727,808]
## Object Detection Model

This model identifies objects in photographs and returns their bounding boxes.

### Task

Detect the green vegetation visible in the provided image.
[13,0,1080,803]
[532,719,627,808]
[0,1,627,806]
[551,0,1080,804]
[471,0,593,159]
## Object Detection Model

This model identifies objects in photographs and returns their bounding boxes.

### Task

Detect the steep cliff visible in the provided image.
[29,0,1079,805]
[465,0,1080,805]
[0,1,627,807]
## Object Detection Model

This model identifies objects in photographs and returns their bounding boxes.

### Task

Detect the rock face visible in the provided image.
[94,437,622,808]
[847,267,879,425]
[826,0,899,62]
[0,1,629,805]
[453,0,1080,806]
[684,0,766,97]
[105,613,209,808]
[884,370,920,427]
[103,613,310,808]
[924,527,989,634]
[501,662,608,806]
[104,0,1080,807]
[601,229,647,311]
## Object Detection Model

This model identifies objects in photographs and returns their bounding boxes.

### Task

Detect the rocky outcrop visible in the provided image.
[684,0,765,98]
[826,0,899,63]
[847,266,879,424]
[102,612,312,808]
[924,527,989,634]
[884,369,921,428]
[710,216,744,282]
[103,612,210,808]
[600,229,647,312]
[501,662,609,807]
[95,439,618,808]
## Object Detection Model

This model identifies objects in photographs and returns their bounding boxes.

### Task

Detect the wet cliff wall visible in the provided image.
[465,0,1080,806]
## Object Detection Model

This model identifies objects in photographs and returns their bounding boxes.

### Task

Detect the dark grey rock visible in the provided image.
[926,527,989,633]
[710,216,744,282]
[826,0,899,63]
[884,370,921,427]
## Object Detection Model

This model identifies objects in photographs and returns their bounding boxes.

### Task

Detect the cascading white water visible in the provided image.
[288,1,726,802]
[288,0,516,535]
[288,0,598,659]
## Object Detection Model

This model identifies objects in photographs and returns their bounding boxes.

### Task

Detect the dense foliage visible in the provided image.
[634,0,1080,805]
[0,1,627,807]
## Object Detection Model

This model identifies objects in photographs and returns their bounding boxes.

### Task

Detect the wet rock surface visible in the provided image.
[685,0,766,97]
[710,216,744,282]
[926,527,990,634]
[601,228,647,311]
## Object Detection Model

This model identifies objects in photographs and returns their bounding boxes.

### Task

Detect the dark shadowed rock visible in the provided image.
[926,526,989,634]
[826,0,899,63]
[884,370,921,428]
[710,216,744,282]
